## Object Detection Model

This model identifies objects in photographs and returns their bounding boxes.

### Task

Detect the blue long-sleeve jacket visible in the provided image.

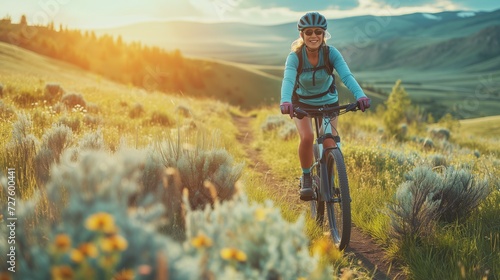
[280,45,366,106]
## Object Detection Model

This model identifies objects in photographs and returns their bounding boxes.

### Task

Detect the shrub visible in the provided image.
[141,150,184,239]
[34,124,73,185]
[279,122,297,140]
[1,150,197,279]
[388,166,490,242]
[261,115,286,131]
[435,167,490,223]
[474,150,481,158]
[428,154,447,167]
[44,83,64,103]
[58,115,81,132]
[78,129,106,151]
[4,114,39,198]
[86,102,100,114]
[183,195,332,279]
[129,103,145,119]
[52,102,66,114]
[399,123,408,138]
[0,152,339,280]
[175,104,192,117]
[155,137,244,210]
[12,90,40,107]
[423,138,434,149]
[61,92,86,108]
[148,111,172,126]
[388,166,442,241]
[430,128,450,140]
[0,100,15,119]
[83,114,101,128]
[31,107,53,132]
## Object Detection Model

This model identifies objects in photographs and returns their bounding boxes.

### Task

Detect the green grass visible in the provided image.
[251,102,500,279]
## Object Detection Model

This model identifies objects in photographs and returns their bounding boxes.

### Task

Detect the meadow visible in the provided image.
[1,40,499,280]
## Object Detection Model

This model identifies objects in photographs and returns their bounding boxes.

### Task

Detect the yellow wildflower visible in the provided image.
[85,212,116,233]
[101,235,128,253]
[220,247,247,262]
[254,208,269,221]
[78,243,99,258]
[100,254,119,268]
[191,233,213,249]
[112,269,135,280]
[51,265,74,280]
[312,238,342,261]
[53,234,72,253]
[70,249,84,263]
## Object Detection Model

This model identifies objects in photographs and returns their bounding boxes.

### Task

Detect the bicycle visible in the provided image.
[294,102,360,250]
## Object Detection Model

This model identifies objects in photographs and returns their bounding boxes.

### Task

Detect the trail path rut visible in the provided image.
[233,115,405,280]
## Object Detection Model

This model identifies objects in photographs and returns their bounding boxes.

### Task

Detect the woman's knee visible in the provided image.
[299,131,314,145]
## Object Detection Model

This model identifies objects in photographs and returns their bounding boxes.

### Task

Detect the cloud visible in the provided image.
[214,0,468,25]
[236,0,359,11]
[1,0,498,29]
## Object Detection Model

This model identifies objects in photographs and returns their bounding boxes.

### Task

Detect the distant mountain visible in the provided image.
[94,9,500,72]
[337,24,500,72]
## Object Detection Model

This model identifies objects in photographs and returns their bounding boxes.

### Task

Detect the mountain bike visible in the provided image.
[294,103,359,250]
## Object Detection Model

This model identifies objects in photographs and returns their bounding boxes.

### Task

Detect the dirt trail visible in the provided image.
[233,115,404,280]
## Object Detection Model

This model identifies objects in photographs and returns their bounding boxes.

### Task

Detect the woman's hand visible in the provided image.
[280,102,294,118]
[357,97,371,112]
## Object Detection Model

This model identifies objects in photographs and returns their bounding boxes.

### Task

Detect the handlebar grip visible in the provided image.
[346,103,359,112]
[294,107,308,119]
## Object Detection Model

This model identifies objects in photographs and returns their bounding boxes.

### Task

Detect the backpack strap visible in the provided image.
[292,45,304,103]
[323,44,333,76]
[323,44,336,93]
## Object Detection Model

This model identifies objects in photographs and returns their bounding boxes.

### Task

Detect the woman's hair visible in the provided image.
[290,30,331,52]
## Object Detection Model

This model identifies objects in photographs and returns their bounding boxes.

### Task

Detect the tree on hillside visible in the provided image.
[383,80,411,140]
[20,14,27,25]
[438,113,460,132]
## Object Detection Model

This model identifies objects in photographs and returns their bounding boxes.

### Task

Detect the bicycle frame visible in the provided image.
[311,114,340,203]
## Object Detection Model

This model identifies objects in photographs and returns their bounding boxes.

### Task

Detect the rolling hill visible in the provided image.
[0,41,282,109]
[94,9,500,70]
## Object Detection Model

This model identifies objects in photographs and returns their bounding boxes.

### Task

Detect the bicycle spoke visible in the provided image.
[325,148,351,250]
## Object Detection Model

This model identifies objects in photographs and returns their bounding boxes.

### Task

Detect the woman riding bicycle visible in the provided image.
[280,11,371,201]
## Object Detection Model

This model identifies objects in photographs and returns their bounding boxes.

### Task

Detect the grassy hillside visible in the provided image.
[0,35,499,279]
[0,23,281,109]
[460,115,500,136]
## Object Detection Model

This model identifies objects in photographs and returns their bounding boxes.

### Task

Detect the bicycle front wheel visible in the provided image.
[325,148,351,250]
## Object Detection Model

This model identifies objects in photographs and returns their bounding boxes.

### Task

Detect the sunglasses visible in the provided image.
[303,29,324,36]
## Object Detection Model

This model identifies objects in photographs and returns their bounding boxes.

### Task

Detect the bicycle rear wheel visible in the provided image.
[325,148,351,250]
[310,144,324,225]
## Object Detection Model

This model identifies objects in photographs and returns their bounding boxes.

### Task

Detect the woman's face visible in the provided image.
[302,28,324,50]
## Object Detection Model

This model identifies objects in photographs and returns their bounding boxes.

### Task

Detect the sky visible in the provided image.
[1,0,499,29]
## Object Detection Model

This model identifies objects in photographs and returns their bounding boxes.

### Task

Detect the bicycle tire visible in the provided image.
[310,144,324,225]
[325,148,351,250]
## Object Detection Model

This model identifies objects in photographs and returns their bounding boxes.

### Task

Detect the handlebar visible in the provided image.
[293,103,359,119]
